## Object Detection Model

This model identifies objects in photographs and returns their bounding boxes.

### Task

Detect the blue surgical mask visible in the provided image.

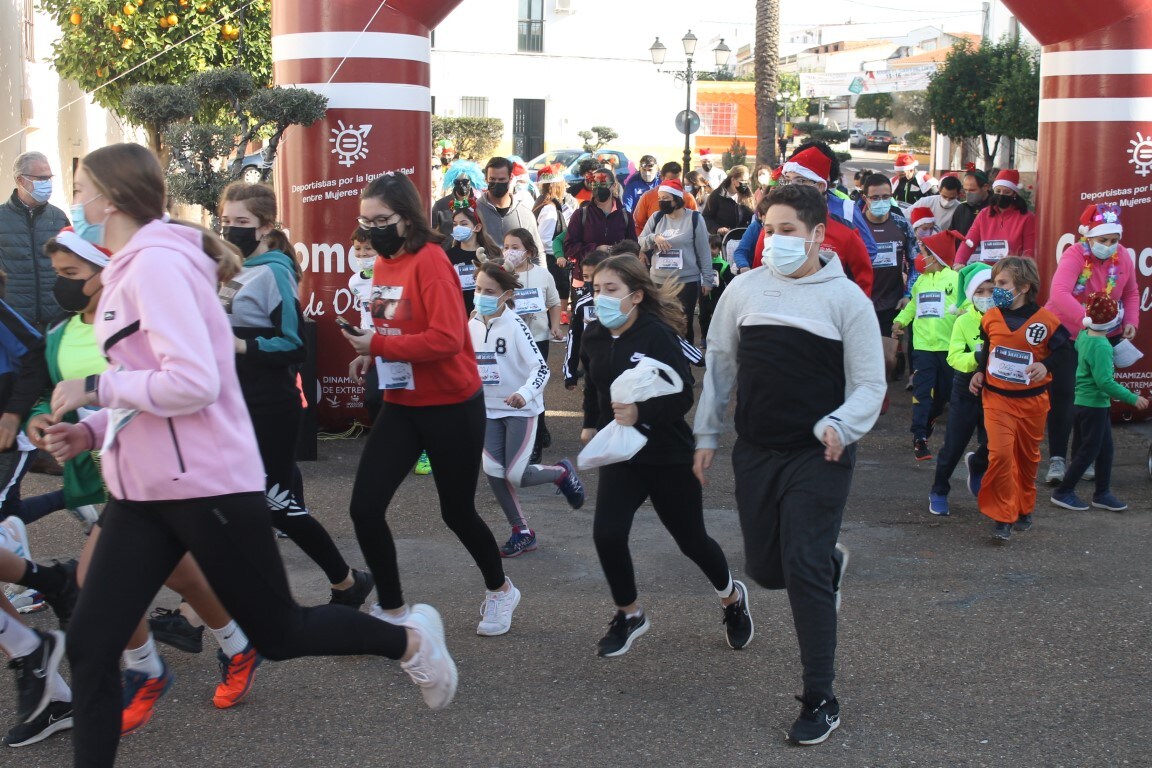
[594,292,636,330]
[476,293,505,317]
[765,233,814,276]
[70,196,106,247]
[1091,241,1119,260]
[26,178,52,203]
[973,295,996,313]
[868,199,890,218]
[452,225,474,242]
[992,286,1015,308]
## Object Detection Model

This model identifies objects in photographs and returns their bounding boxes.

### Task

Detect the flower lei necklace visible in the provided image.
[1073,242,1118,298]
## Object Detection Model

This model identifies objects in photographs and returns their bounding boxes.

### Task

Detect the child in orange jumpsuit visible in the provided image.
[968,257,1071,541]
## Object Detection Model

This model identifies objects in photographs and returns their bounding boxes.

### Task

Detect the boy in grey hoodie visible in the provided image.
[693,185,885,746]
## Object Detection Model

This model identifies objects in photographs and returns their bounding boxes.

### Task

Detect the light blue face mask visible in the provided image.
[1091,241,1119,260]
[594,292,636,330]
[451,225,474,242]
[869,199,891,218]
[765,233,813,276]
[70,195,106,247]
[25,177,52,203]
[476,291,508,317]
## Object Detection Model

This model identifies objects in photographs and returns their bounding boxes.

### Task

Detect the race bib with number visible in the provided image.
[455,263,476,291]
[654,249,684,271]
[475,351,500,385]
[916,291,944,319]
[514,287,545,316]
[873,241,898,269]
[988,345,1033,385]
[980,240,1009,263]
[375,358,415,390]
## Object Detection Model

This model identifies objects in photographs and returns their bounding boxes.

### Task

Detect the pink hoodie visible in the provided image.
[1045,241,1141,338]
[79,220,265,502]
[954,206,1037,266]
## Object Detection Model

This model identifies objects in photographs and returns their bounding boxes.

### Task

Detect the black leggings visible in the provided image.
[674,282,701,346]
[349,392,505,609]
[67,493,407,767]
[592,462,731,607]
[251,406,350,584]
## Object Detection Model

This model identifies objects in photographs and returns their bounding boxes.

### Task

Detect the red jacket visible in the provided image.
[368,241,482,406]
[752,218,873,297]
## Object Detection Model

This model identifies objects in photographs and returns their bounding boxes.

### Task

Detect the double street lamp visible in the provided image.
[649,31,732,181]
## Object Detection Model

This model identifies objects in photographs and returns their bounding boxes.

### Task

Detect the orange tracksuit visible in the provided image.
[977,305,1063,523]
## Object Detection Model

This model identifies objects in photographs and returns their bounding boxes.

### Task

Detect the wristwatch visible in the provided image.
[84,374,100,400]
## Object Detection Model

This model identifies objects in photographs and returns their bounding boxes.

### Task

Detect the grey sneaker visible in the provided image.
[1045,456,1066,485]
[400,604,457,710]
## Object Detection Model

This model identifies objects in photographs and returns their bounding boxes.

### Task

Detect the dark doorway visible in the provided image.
[513,99,545,160]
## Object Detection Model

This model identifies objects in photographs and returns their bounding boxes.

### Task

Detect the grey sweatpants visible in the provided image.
[483,415,564,530]
[733,438,854,702]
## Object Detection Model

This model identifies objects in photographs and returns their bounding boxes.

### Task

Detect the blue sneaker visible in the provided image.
[554,459,585,509]
[964,452,983,497]
[928,493,950,516]
[1091,492,1128,512]
[1050,490,1089,511]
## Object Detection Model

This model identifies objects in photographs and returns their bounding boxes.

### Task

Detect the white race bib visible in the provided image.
[475,351,501,385]
[455,263,476,291]
[873,241,898,269]
[375,358,415,390]
[988,345,1033,385]
[513,287,545,316]
[654,249,684,271]
[916,291,943,319]
[980,240,1009,263]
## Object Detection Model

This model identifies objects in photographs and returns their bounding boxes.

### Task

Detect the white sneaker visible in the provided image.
[476,580,521,636]
[0,516,30,558]
[400,604,457,710]
[69,505,99,532]
[1045,456,1066,485]
[369,604,410,625]
[1083,464,1096,482]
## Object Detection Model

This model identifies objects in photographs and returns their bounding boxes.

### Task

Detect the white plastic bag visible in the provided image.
[578,358,683,469]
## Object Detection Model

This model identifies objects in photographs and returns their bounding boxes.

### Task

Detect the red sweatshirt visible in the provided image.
[368,241,481,406]
[752,218,873,297]
[955,206,1036,266]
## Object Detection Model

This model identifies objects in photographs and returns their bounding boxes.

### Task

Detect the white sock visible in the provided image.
[715,574,735,600]
[51,671,72,703]
[210,621,249,658]
[0,611,39,658]
[122,637,163,678]
[625,607,643,620]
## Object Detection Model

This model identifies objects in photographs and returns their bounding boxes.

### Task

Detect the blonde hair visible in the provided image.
[992,256,1040,303]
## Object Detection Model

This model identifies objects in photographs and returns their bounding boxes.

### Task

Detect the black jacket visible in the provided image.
[0,191,69,329]
[581,311,695,465]
[951,198,988,237]
[702,190,754,234]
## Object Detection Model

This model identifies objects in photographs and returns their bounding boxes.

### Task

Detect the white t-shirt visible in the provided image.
[511,265,560,342]
[348,271,373,329]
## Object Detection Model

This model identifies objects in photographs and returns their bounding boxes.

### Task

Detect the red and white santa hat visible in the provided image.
[992,169,1021,193]
[1083,291,1120,331]
[909,206,936,230]
[1078,203,1123,238]
[658,178,685,198]
[55,227,111,268]
[538,162,566,184]
[783,146,831,185]
[511,161,529,179]
[894,153,918,172]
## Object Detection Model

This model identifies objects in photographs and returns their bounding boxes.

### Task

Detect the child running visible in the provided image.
[562,247,611,389]
[969,256,1070,540]
[470,262,586,557]
[1050,292,1149,512]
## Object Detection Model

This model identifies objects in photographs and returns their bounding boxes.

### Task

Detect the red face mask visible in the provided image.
[914,252,932,273]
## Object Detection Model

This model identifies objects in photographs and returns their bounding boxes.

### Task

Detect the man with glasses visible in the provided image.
[621,155,659,214]
[0,152,68,330]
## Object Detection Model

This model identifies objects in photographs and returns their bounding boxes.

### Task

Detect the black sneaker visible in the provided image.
[596,610,650,658]
[913,439,932,461]
[991,522,1013,541]
[788,695,840,745]
[149,607,205,654]
[3,700,72,747]
[722,580,754,650]
[39,560,78,632]
[1013,514,1033,531]
[330,569,376,609]
[9,630,64,724]
[499,529,537,558]
[529,445,543,464]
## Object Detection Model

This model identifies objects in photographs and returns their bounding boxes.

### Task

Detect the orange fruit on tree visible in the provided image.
[110,22,123,32]
[121,38,133,49]
[178,0,188,5]
[167,13,178,25]
[69,11,81,24]
[123,3,135,15]
[159,16,168,27]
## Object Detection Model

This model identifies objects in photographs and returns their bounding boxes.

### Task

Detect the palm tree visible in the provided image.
[755,0,781,167]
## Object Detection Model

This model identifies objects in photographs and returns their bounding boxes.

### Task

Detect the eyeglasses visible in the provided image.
[356,213,401,228]
[640,164,656,170]
[22,174,52,182]
[781,176,821,188]
[866,194,893,202]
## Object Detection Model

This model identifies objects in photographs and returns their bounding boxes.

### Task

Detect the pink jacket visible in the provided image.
[1045,242,1141,338]
[955,206,1037,265]
[79,221,265,502]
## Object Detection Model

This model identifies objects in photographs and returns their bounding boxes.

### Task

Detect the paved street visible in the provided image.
[4,369,1151,767]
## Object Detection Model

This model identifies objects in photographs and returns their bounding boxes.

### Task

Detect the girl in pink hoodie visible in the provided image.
[954,170,1037,266]
[43,144,457,766]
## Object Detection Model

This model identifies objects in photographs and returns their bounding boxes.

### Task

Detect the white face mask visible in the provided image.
[939,198,959,209]
[640,169,657,182]
[504,247,528,268]
[972,295,996,312]
[765,233,815,276]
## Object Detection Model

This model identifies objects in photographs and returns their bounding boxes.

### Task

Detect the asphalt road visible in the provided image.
[4,367,1151,767]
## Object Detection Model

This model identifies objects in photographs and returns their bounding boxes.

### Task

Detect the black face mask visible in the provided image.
[702,162,712,171]
[595,187,612,203]
[488,181,510,199]
[222,226,261,258]
[53,274,96,313]
[994,193,1014,209]
[453,178,471,197]
[369,222,405,257]
[658,200,676,216]
[736,183,750,195]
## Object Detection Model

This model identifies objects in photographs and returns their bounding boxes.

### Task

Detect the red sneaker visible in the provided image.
[213,646,262,709]
[121,662,173,735]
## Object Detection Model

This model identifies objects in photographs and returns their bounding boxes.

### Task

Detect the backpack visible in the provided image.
[645,209,703,259]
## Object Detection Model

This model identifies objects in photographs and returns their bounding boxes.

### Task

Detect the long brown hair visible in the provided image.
[219,182,297,277]
[81,143,241,282]
[593,254,686,335]
[475,261,522,309]
[362,172,443,253]
[452,207,501,259]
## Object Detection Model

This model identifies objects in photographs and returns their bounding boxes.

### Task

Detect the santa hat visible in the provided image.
[1083,291,1121,331]
[55,227,111,268]
[916,172,939,195]
[700,148,714,159]
[783,146,831,185]
[921,230,963,269]
[511,161,528,179]
[1078,203,1123,238]
[909,207,936,231]
[658,179,685,198]
[538,163,566,184]
[894,153,918,172]
[992,169,1020,193]
[958,263,994,305]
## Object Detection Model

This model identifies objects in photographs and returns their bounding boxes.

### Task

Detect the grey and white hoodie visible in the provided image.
[693,256,885,452]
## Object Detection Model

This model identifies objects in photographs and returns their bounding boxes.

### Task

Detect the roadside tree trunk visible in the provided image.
[755,0,781,167]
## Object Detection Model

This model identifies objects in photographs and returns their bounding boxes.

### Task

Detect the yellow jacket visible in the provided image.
[947,307,984,373]
[893,268,960,351]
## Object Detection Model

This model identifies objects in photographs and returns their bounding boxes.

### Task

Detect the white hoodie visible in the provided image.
[468,310,550,418]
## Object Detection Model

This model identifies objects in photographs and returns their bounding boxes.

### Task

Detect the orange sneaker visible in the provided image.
[121,661,173,735]
[213,646,262,709]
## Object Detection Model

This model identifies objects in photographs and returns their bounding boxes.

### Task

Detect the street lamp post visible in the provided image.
[650,32,731,182]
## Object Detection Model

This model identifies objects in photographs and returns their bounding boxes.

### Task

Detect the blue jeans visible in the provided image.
[931,376,988,496]
[911,350,952,440]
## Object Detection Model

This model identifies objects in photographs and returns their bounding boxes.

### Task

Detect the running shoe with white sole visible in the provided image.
[788,696,840,745]
[3,700,72,747]
[722,580,754,650]
[477,581,521,636]
[554,459,585,509]
[597,611,650,657]
[213,646,262,709]
[9,630,64,724]
[400,604,457,710]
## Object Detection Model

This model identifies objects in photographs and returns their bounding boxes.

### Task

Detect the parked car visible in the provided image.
[848,128,866,149]
[563,150,632,186]
[526,148,584,182]
[237,150,274,184]
[864,130,896,151]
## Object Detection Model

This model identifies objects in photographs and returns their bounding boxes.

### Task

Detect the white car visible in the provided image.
[848,128,866,149]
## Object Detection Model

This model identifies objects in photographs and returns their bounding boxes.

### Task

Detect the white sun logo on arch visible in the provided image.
[330,121,373,167]
[1128,132,1152,177]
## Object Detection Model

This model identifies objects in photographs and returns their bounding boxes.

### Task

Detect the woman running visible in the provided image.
[579,255,752,657]
[43,144,456,767]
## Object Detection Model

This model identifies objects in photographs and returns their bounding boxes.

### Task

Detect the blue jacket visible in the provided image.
[829,189,877,260]
[621,173,659,213]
